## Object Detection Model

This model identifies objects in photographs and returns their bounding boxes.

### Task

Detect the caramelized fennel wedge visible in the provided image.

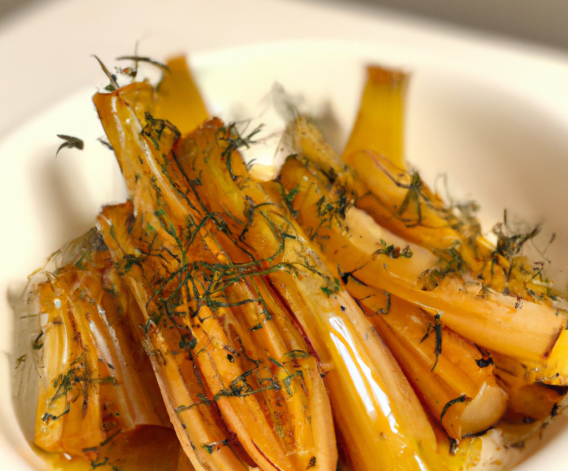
[94,86,261,470]
[343,148,559,304]
[294,112,554,311]
[94,86,335,471]
[491,330,568,387]
[343,149,467,250]
[342,65,409,167]
[155,55,209,135]
[493,365,563,422]
[99,202,254,471]
[290,116,464,254]
[37,426,196,471]
[278,154,564,363]
[337,65,480,257]
[368,297,508,439]
[174,119,439,471]
[31,230,168,456]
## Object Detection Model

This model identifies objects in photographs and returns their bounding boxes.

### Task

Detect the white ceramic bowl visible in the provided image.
[2,3,568,469]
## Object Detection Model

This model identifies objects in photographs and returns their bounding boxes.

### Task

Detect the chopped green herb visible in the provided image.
[15,354,26,369]
[41,403,70,424]
[116,55,169,72]
[179,334,197,351]
[419,312,442,371]
[475,356,493,368]
[97,137,113,151]
[32,331,44,350]
[56,134,84,156]
[440,394,471,422]
[321,278,340,297]
[449,438,458,456]
[268,356,283,368]
[494,210,540,260]
[283,183,301,218]
[82,446,99,453]
[93,54,119,91]
[373,239,413,259]
[90,456,109,469]
[99,429,123,447]
[217,123,263,181]
[282,370,303,396]
[202,443,215,454]
[283,350,311,360]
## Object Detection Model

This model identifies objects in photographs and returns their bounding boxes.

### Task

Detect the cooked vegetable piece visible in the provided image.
[155,55,209,136]
[174,119,440,471]
[94,84,261,470]
[342,149,559,304]
[35,277,103,454]
[338,66,479,255]
[345,149,471,252]
[99,202,254,471]
[491,338,568,387]
[493,365,563,422]
[283,125,565,363]
[370,297,508,439]
[94,84,336,471]
[292,116,476,255]
[32,229,169,455]
[38,425,196,471]
[342,65,408,167]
